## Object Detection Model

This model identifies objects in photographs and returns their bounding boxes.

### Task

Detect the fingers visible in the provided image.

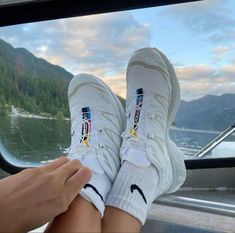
[41,156,69,172]
[54,159,84,181]
[36,156,92,208]
[65,167,92,203]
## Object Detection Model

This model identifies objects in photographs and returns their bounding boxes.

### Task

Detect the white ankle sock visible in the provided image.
[80,171,111,217]
[69,153,111,217]
[105,161,159,225]
[79,154,112,217]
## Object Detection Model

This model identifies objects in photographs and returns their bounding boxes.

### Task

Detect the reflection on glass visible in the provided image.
[170,128,235,159]
[0,0,235,165]
[0,115,70,163]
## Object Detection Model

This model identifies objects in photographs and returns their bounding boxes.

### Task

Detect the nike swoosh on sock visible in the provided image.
[84,183,104,201]
[130,184,147,204]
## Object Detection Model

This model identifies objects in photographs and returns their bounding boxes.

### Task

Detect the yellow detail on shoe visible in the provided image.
[129,128,137,137]
[83,137,90,147]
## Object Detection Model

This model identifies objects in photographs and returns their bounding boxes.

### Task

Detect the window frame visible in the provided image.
[0,0,201,27]
[1,0,235,174]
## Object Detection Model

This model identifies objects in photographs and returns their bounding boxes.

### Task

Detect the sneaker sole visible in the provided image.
[127,48,186,194]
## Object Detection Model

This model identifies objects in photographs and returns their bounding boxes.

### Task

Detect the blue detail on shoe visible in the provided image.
[80,107,91,146]
[129,88,143,137]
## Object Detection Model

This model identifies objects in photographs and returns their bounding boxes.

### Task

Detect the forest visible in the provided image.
[0,38,73,118]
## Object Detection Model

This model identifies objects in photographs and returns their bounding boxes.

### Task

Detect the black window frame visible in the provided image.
[1,0,235,174]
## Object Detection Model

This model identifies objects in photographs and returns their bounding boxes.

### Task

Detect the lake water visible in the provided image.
[0,115,235,164]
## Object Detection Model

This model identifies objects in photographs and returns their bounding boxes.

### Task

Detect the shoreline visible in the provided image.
[9,106,70,121]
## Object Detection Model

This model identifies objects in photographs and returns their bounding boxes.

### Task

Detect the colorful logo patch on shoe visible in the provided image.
[80,107,91,146]
[129,88,143,137]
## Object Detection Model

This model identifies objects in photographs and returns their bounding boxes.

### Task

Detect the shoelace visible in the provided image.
[121,132,145,150]
[68,110,105,158]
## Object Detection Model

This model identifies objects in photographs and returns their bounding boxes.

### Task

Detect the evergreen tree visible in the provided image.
[0,38,72,117]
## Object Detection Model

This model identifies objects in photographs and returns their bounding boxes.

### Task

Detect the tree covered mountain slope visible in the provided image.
[0,38,73,117]
[0,38,234,130]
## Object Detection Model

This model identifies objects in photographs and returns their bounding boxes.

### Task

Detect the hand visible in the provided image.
[0,157,91,232]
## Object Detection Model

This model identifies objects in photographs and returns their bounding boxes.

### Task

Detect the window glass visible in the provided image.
[0,0,235,165]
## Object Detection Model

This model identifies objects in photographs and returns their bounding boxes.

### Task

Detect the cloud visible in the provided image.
[103,72,126,98]
[0,7,234,101]
[161,0,235,43]
[220,63,235,80]
[176,64,215,81]
[0,12,150,70]
[175,62,235,100]
[0,12,150,97]
[208,30,235,43]
[211,46,229,63]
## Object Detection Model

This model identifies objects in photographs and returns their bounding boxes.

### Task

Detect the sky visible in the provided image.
[0,0,235,100]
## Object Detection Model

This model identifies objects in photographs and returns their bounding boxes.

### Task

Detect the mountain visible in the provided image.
[0,38,234,130]
[0,38,73,117]
[175,94,235,131]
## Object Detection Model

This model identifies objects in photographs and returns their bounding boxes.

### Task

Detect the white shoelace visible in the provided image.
[68,108,119,158]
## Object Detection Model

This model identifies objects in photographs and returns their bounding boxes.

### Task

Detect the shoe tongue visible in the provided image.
[120,138,151,167]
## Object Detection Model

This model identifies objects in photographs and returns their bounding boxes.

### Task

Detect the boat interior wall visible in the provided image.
[141,218,220,233]
[147,167,235,232]
[142,202,235,233]
[182,167,235,189]
[0,168,9,179]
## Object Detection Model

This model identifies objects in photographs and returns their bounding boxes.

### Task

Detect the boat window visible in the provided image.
[0,0,235,167]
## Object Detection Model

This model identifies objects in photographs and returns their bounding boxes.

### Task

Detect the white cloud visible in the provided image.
[176,62,235,100]
[0,12,151,98]
[160,0,235,43]
[0,11,152,98]
[0,12,150,75]
[212,46,229,63]
[0,6,235,101]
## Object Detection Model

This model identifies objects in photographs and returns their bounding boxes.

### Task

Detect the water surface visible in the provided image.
[0,115,235,164]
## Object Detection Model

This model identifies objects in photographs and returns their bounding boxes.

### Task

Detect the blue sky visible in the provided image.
[0,0,235,100]
[133,0,235,66]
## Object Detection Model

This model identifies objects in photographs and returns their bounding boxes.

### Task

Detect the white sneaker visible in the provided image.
[67,74,125,215]
[121,48,186,196]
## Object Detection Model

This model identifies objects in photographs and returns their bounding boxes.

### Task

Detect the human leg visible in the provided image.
[104,48,186,230]
[46,73,125,232]
[45,196,101,233]
[102,207,141,233]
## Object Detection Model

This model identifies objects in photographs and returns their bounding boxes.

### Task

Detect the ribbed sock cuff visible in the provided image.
[106,194,147,226]
[105,162,158,225]
[80,188,105,217]
[79,171,111,217]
